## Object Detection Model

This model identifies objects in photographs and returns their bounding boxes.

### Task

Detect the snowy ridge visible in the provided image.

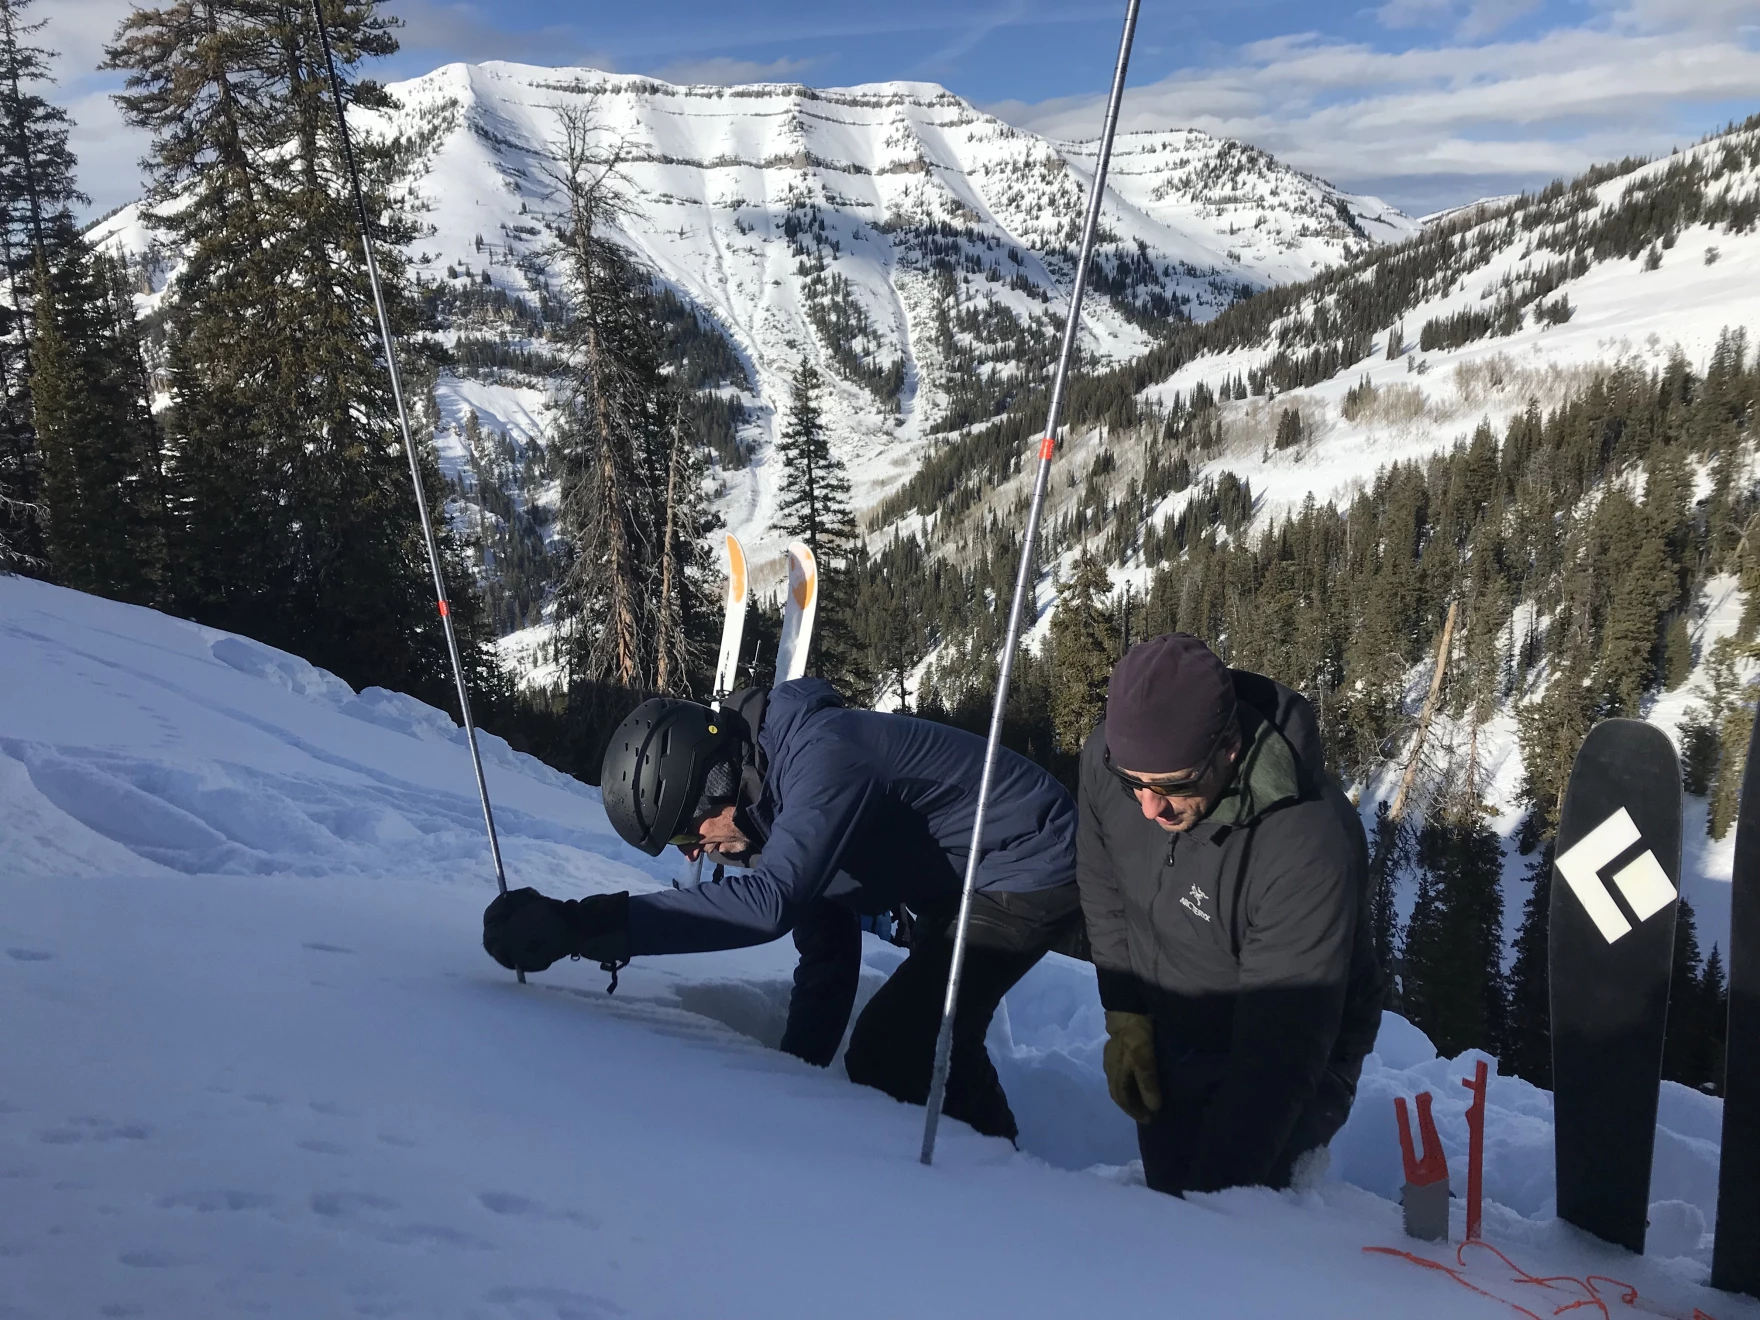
[0,577,1749,1316]
[86,61,1414,581]
[1135,126,1760,526]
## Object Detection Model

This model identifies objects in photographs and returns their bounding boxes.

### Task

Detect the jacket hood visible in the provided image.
[1200,673,1323,830]
[1230,670,1323,791]
[757,677,845,764]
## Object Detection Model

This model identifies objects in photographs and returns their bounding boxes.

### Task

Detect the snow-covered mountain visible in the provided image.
[88,62,1415,581]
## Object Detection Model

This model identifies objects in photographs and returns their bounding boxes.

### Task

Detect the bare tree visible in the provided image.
[654,415,689,693]
[543,102,665,692]
[0,481,38,572]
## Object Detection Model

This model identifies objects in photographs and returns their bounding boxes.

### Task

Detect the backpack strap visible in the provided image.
[718,686,771,842]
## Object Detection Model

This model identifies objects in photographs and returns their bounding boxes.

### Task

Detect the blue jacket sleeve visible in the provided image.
[625,739,877,956]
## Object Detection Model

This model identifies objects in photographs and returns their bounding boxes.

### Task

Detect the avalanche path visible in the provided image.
[0,577,1749,1319]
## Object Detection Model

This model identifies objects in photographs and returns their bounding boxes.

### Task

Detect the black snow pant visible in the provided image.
[780,900,863,1068]
[843,883,1083,1144]
[1136,1025,1361,1196]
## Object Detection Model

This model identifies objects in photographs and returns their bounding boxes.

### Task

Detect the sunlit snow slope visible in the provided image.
[1136,130,1760,525]
[1,578,1750,1318]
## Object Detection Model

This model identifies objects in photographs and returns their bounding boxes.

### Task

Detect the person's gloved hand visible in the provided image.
[483,888,629,973]
[1102,1010,1162,1124]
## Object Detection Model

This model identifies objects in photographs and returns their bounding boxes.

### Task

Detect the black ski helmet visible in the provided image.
[600,698,737,856]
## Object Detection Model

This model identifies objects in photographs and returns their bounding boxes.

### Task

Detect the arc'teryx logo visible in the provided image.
[1180,884,1212,923]
[1556,807,1677,944]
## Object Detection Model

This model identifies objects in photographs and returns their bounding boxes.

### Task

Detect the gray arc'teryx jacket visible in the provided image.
[1077,670,1382,1191]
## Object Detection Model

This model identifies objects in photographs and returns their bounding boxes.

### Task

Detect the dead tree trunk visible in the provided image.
[1390,599,1458,822]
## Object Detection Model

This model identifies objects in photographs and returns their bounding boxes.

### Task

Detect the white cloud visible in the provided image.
[1376,0,1544,40]
[1455,0,1542,41]
[65,90,145,223]
[991,5,1760,215]
[647,55,818,87]
[384,0,615,70]
[41,0,129,82]
[920,1,1032,74]
[1377,0,1456,30]
[40,0,144,222]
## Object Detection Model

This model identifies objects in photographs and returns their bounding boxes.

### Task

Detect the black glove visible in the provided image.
[482,888,629,974]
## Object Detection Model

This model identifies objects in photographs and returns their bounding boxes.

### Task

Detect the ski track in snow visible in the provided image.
[1,576,1753,1318]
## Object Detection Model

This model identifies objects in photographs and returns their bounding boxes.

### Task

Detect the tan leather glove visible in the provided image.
[1103,1010,1163,1124]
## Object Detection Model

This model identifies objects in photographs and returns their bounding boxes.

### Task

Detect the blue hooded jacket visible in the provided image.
[625,679,1077,957]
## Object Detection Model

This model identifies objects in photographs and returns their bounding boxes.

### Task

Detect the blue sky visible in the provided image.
[47,0,1760,220]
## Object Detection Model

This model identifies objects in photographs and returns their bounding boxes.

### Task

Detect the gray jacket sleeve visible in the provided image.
[1076,734,1147,1014]
[1186,816,1356,1192]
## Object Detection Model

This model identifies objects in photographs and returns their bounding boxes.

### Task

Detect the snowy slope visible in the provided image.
[85,63,1413,582]
[1137,133,1760,525]
[1,578,1750,1317]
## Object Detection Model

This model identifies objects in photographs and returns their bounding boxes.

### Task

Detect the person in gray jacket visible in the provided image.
[1077,633,1382,1196]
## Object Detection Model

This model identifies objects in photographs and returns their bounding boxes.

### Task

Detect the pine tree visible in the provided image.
[1365,800,1408,1007]
[775,359,863,693]
[1275,407,1302,450]
[1662,614,1692,689]
[1516,650,1597,833]
[1400,800,1508,1059]
[1680,735,1720,814]
[654,413,719,694]
[1592,492,1678,716]
[29,242,160,601]
[105,0,501,712]
[1661,899,1711,1088]
[1503,847,1552,1085]
[1047,549,1118,756]
[854,538,920,709]
[1710,691,1755,840]
[1700,945,1728,1094]
[0,0,85,568]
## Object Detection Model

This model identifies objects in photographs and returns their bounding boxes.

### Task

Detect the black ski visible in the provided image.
[1550,717,1681,1254]
[1713,711,1760,1297]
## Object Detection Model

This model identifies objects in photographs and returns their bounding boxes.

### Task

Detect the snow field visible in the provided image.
[1,576,1752,1318]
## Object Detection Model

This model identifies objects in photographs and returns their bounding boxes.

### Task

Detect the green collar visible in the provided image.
[1203,705,1303,828]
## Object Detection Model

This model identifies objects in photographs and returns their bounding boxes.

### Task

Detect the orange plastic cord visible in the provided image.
[1364,1239,1721,1320]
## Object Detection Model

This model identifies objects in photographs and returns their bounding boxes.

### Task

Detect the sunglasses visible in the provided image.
[1103,734,1231,798]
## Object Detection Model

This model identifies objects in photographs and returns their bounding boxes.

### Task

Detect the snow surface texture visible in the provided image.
[2,578,1751,1318]
[85,63,1414,584]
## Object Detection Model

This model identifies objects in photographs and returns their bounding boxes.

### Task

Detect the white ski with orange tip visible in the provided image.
[711,534,749,707]
[774,542,818,685]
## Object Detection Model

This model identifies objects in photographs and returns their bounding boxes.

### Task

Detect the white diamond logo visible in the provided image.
[1556,807,1677,944]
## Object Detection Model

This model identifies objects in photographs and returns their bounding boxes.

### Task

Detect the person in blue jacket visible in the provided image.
[482,679,1081,1143]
